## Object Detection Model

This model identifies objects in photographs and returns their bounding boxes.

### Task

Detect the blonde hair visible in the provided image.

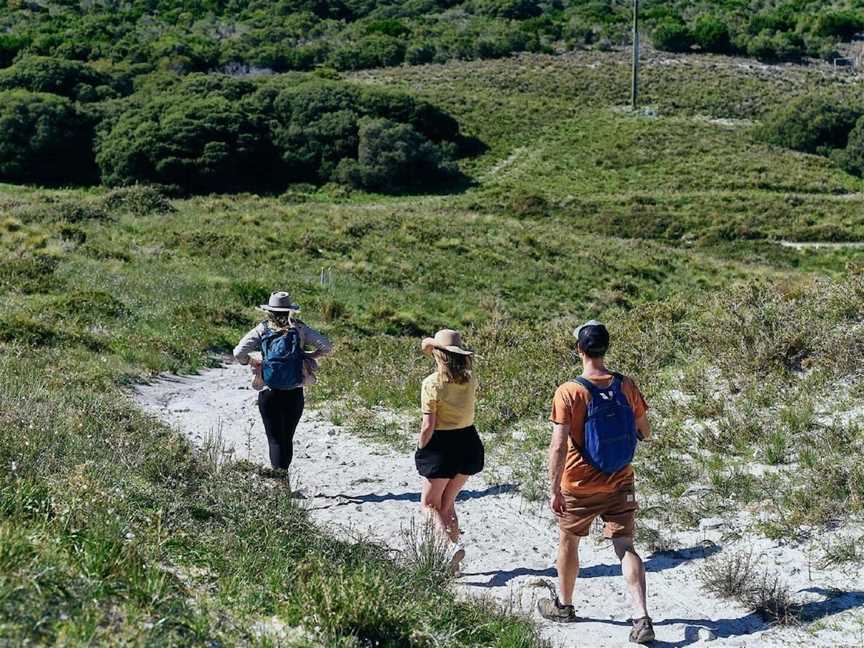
[267,311,296,331]
[433,348,473,384]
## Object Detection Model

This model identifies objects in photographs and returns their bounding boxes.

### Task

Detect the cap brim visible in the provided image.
[258,305,301,312]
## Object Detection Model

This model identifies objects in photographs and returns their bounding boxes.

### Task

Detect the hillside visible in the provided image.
[2,49,864,645]
[2,0,863,73]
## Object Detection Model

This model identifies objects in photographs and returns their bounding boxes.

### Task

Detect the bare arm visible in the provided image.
[419,413,436,449]
[636,414,651,441]
[548,423,569,516]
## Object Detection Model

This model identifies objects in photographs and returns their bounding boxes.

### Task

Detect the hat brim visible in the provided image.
[421,338,473,356]
[258,304,301,313]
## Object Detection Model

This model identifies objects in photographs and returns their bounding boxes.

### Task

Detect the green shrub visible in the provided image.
[693,14,732,54]
[328,35,406,70]
[811,10,864,40]
[0,34,27,68]
[474,0,542,20]
[335,117,457,192]
[0,90,97,184]
[0,254,59,294]
[755,94,863,154]
[0,56,115,101]
[835,116,864,177]
[95,93,279,194]
[745,30,776,60]
[652,19,694,53]
[102,185,175,216]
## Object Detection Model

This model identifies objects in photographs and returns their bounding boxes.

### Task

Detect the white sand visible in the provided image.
[134,363,864,647]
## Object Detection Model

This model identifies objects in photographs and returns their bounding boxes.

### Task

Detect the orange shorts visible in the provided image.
[559,488,638,538]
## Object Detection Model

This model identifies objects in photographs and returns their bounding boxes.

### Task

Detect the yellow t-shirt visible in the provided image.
[421,372,476,430]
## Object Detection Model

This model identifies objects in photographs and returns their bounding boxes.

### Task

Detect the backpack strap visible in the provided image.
[572,376,601,396]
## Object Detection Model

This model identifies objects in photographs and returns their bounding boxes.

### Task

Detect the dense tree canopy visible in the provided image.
[0,66,465,194]
[0,1,862,75]
[0,90,96,184]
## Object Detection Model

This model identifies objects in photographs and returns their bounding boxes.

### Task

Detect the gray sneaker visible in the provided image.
[537,597,578,623]
[629,616,655,644]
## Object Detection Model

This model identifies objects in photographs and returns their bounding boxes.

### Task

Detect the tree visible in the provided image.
[755,94,863,155]
[0,90,97,184]
[811,10,864,40]
[335,117,457,192]
[652,19,694,53]
[835,116,864,177]
[95,93,279,193]
[693,14,732,54]
[0,56,115,101]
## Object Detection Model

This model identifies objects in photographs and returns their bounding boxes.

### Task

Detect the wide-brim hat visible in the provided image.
[421,329,473,356]
[258,291,301,313]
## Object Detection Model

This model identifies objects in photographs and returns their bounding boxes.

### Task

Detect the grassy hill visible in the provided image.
[1,0,863,72]
[2,50,864,644]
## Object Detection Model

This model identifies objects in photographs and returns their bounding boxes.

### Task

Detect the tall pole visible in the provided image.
[631,0,640,110]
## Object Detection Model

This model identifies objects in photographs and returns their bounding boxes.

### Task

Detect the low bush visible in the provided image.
[652,19,694,53]
[0,90,97,185]
[811,10,864,40]
[95,92,279,194]
[0,55,116,101]
[755,94,863,155]
[834,116,864,177]
[336,117,458,192]
[102,185,175,216]
[692,14,733,54]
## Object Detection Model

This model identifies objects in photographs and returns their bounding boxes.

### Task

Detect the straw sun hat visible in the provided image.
[258,291,301,313]
[421,329,473,356]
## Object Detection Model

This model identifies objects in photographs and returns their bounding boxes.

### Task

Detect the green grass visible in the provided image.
[3,51,864,643]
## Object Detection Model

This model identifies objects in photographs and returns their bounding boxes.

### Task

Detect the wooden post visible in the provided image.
[631,0,640,110]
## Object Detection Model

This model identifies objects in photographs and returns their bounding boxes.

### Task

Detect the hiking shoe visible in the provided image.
[629,616,655,644]
[537,597,578,623]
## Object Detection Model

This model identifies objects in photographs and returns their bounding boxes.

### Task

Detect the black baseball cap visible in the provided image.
[573,320,610,355]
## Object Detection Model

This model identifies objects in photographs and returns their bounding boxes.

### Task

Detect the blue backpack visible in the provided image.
[572,373,638,474]
[260,324,304,389]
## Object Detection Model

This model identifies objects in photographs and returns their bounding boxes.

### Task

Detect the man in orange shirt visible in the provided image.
[538,321,654,645]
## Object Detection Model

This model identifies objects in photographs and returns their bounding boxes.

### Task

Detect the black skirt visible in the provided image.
[415,425,484,479]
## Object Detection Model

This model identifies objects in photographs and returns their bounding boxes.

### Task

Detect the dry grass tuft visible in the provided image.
[699,550,801,625]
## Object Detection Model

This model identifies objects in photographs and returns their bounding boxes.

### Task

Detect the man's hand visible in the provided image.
[550,489,566,517]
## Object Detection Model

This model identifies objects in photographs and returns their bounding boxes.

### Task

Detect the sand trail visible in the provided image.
[134,363,862,647]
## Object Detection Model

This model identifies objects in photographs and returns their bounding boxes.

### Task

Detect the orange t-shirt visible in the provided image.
[550,373,649,496]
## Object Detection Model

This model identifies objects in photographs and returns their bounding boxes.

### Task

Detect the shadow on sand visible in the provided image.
[461,543,722,588]
[311,483,517,507]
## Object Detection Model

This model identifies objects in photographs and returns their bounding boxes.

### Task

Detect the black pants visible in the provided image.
[257,388,305,470]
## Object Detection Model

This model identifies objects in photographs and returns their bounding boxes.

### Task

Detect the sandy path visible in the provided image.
[134,364,864,648]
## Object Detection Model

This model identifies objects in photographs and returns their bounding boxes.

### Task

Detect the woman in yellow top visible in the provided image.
[415,329,484,571]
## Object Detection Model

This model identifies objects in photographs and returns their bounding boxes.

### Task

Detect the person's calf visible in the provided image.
[557,532,581,605]
[613,537,649,619]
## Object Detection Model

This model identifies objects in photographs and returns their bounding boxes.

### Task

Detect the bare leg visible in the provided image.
[613,537,649,618]
[420,478,448,522]
[438,474,470,542]
[557,530,580,605]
